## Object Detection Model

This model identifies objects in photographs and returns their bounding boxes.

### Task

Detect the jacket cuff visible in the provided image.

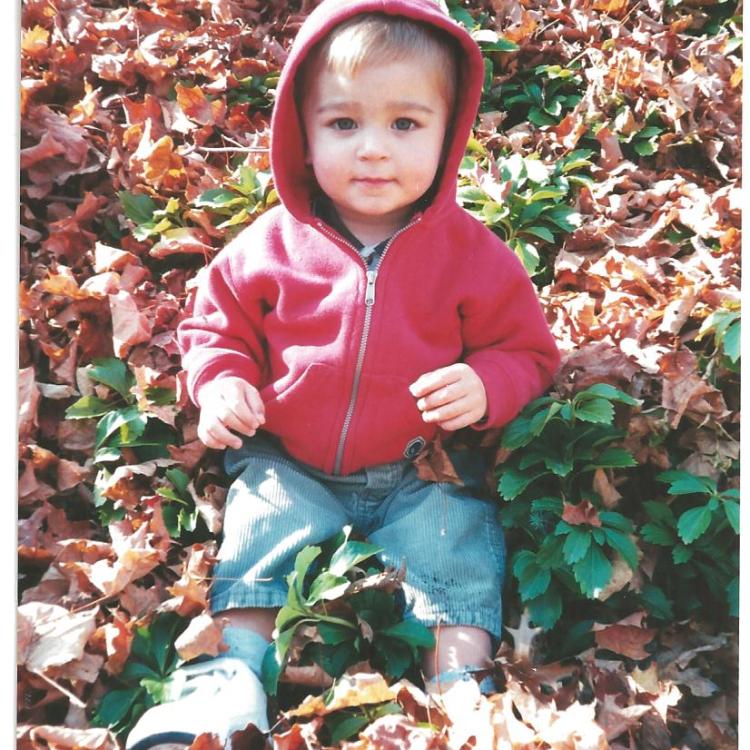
[464,353,522,431]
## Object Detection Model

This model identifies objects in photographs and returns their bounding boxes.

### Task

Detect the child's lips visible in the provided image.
[355,177,393,186]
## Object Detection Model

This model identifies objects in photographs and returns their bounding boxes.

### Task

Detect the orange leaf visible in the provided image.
[594,623,656,660]
[22,25,49,58]
[562,500,602,527]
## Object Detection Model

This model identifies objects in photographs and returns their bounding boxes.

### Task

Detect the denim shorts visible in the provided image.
[210,433,506,638]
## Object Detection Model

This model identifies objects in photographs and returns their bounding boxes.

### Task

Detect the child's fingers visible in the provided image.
[415,380,465,411]
[421,395,474,424]
[437,412,478,432]
[409,364,463,398]
[199,419,247,450]
[240,384,266,423]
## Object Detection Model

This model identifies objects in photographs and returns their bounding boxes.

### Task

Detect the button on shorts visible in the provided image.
[210,433,506,638]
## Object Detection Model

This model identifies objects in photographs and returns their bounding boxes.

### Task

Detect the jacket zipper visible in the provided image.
[315,216,421,474]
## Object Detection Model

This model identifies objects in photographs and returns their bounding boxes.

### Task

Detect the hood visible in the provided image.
[269,0,485,227]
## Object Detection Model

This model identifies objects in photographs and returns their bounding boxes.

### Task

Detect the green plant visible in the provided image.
[458,150,592,275]
[118,164,277,243]
[193,164,278,230]
[496,384,642,630]
[65,358,181,527]
[614,105,667,158]
[91,613,188,739]
[155,468,202,539]
[65,358,177,465]
[641,471,739,618]
[493,64,584,128]
[262,527,435,697]
[119,192,183,242]
[695,306,741,380]
[227,71,279,110]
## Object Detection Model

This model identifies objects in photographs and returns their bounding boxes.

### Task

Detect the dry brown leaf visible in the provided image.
[175,612,227,662]
[17,603,98,673]
[285,673,395,719]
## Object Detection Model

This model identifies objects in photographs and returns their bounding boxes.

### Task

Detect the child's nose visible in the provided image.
[356,129,389,160]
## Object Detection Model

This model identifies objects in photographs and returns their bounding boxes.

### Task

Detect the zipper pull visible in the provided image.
[365,270,377,305]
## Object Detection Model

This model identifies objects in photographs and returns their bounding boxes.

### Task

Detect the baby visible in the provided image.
[126,1,560,748]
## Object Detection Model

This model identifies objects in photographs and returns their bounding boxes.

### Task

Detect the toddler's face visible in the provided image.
[301,57,450,243]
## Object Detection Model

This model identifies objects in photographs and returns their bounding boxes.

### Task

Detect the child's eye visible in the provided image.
[331,118,356,131]
[393,118,417,131]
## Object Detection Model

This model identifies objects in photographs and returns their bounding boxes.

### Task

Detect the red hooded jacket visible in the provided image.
[177,0,561,475]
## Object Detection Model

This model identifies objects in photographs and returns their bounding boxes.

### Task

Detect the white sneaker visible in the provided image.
[125,656,269,750]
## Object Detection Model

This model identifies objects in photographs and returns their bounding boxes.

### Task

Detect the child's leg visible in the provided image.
[422,624,492,680]
[368,464,505,695]
[127,435,349,750]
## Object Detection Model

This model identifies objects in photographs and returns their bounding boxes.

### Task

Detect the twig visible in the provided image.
[32,670,87,709]
[195,146,269,153]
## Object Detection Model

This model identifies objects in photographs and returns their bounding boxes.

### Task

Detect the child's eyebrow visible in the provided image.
[315,101,436,114]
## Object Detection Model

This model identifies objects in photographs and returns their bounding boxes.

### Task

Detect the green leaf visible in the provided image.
[95,406,147,449]
[497,469,546,501]
[119,191,157,225]
[150,614,183,674]
[723,321,740,363]
[262,625,298,696]
[65,395,114,419]
[141,676,172,704]
[542,452,575,477]
[562,526,592,564]
[677,505,713,544]
[727,576,739,617]
[515,555,551,601]
[328,713,375,744]
[120,661,161,682]
[88,358,133,398]
[535,534,565,568]
[574,398,614,424]
[723,500,740,534]
[572,543,612,598]
[640,522,674,546]
[478,38,519,52]
[306,572,350,604]
[92,687,143,728]
[643,500,675,526]
[318,622,355,646]
[292,544,322,598]
[376,638,412,679]
[380,619,435,649]
[540,205,581,231]
[194,188,245,209]
[165,468,190,497]
[672,544,694,564]
[599,511,633,533]
[329,540,383,577]
[525,586,563,630]
[528,188,567,202]
[603,528,639,570]
[633,140,658,156]
[657,470,716,496]
[586,448,637,470]
[521,225,556,242]
[638,583,673,620]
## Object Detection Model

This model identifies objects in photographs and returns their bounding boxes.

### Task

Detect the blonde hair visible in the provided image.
[297,13,459,110]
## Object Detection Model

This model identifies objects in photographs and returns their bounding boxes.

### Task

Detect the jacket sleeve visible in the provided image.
[461,239,560,430]
[176,242,269,408]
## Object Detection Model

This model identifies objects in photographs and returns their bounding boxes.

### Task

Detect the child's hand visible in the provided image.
[197,377,266,450]
[409,363,487,431]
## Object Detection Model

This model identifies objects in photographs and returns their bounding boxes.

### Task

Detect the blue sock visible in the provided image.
[220,626,270,679]
[429,668,495,695]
